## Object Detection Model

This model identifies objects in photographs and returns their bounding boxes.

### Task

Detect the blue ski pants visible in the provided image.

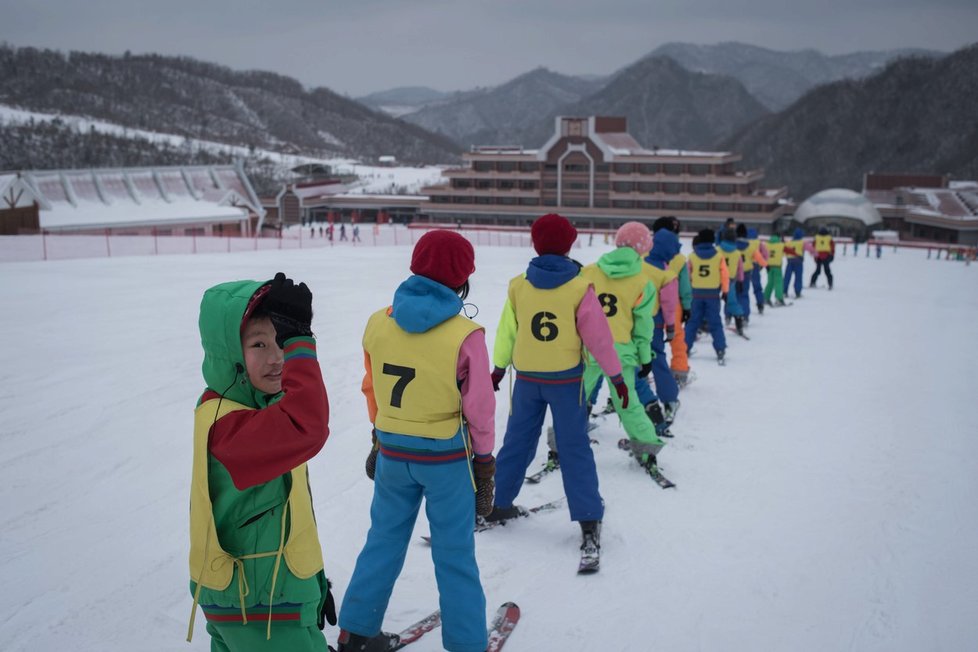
[647,325,679,403]
[783,258,804,297]
[494,374,603,522]
[340,433,487,652]
[751,264,765,307]
[686,295,726,353]
[737,269,752,319]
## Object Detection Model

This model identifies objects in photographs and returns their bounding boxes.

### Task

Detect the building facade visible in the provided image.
[863,173,978,245]
[418,116,788,232]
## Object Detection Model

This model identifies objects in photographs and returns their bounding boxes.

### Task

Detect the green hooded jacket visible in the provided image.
[192,279,325,624]
[592,247,656,367]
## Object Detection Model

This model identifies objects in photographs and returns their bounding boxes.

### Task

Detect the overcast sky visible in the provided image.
[2,0,976,97]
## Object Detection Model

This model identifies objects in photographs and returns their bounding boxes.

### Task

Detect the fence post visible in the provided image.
[154,227,159,255]
[41,230,48,261]
[105,228,111,257]
[192,232,197,255]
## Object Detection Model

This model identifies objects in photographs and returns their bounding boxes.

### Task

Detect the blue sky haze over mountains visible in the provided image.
[1,0,976,96]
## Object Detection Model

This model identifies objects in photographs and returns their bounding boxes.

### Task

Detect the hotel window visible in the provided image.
[638,201,659,209]
[663,201,684,210]
[453,179,471,189]
[519,162,540,172]
[499,197,517,205]
[499,180,515,190]
[564,163,589,172]
[545,164,558,170]
[594,199,610,208]
[519,181,538,190]
[638,163,658,175]
[564,198,588,207]
[476,180,492,189]
[613,182,633,193]
[595,164,610,173]
[520,198,540,206]
[475,196,492,204]
[714,184,732,195]
[688,202,709,211]
[612,200,635,209]
[663,164,684,175]
[613,163,633,174]
[497,161,516,172]
[663,183,683,194]
[740,204,759,212]
[453,196,473,204]
[638,182,658,193]
[713,203,734,212]
[689,164,710,176]
[689,183,709,195]
[595,182,610,190]
[568,182,588,190]
[543,181,558,189]
[473,161,492,172]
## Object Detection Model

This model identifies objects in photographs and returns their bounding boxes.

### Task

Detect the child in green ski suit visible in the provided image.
[764,235,787,305]
[581,222,665,466]
[189,273,335,651]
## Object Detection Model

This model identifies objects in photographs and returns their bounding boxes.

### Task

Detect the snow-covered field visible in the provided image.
[1,241,976,651]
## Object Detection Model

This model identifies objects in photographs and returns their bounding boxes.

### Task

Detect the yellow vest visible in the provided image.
[767,242,785,267]
[688,252,722,289]
[785,238,803,258]
[363,309,481,439]
[509,275,589,372]
[580,264,648,344]
[641,262,675,316]
[188,399,323,617]
[744,239,760,271]
[722,249,742,279]
[815,234,832,253]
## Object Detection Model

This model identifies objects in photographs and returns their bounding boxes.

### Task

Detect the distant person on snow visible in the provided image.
[685,229,731,365]
[810,227,836,289]
[488,213,624,556]
[340,224,348,241]
[782,227,806,298]
[718,227,746,336]
[352,224,361,242]
[188,273,335,651]
[339,230,495,652]
[581,222,667,468]
[763,234,788,306]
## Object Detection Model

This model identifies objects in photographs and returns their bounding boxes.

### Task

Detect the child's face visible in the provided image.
[241,316,284,395]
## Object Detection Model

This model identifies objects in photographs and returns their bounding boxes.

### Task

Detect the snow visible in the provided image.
[1,240,977,651]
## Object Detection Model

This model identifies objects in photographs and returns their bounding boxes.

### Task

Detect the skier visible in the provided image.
[652,216,693,388]
[810,226,836,289]
[488,213,626,556]
[352,224,361,242]
[718,227,746,335]
[581,222,667,464]
[746,227,769,314]
[340,224,348,241]
[339,230,495,652]
[783,227,806,298]
[685,229,730,364]
[763,234,787,305]
[642,224,683,428]
[188,273,335,650]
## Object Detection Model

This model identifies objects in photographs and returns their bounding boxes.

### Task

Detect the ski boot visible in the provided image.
[776,298,786,306]
[725,314,732,326]
[663,400,680,426]
[544,449,560,472]
[580,520,601,550]
[601,397,616,415]
[734,316,746,336]
[757,302,764,315]
[671,369,689,387]
[645,401,673,438]
[337,629,400,652]
[484,504,527,524]
[716,349,726,366]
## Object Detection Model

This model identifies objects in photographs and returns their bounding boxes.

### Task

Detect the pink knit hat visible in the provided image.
[614,222,652,254]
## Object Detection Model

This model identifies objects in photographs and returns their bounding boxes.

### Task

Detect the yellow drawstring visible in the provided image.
[187,506,290,642]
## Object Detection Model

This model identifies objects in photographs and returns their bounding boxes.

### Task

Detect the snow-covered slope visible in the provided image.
[1,241,976,651]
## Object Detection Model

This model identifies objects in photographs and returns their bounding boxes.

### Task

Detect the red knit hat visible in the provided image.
[615,221,653,254]
[531,213,577,255]
[410,230,475,288]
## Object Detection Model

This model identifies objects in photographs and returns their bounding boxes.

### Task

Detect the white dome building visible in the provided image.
[794,188,882,238]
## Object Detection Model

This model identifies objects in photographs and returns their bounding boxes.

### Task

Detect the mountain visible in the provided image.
[0,45,461,165]
[724,44,978,201]
[356,86,450,117]
[521,56,770,150]
[400,67,606,148]
[648,41,943,110]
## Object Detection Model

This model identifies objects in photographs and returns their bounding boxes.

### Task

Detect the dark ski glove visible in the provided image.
[664,325,675,343]
[681,308,691,324]
[490,366,506,392]
[638,361,653,378]
[365,430,379,480]
[611,375,630,410]
[473,455,496,517]
[263,272,313,347]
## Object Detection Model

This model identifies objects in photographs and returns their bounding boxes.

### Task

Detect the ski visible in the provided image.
[617,439,676,489]
[672,370,696,388]
[420,497,567,544]
[486,602,520,651]
[578,539,600,574]
[390,609,442,650]
[726,327,750,340]
[525,458,558,484]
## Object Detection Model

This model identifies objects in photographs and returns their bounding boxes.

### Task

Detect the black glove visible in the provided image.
[473,455,496,517]
[365,430,379,480]
[638,361,653,378]
[722,291,728,302]
[681,308,691,324]
[490,366,506,392]
[317,577,337,629]
[665,325,675,343]
[263,272,313,347]
[612,376,630,410]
